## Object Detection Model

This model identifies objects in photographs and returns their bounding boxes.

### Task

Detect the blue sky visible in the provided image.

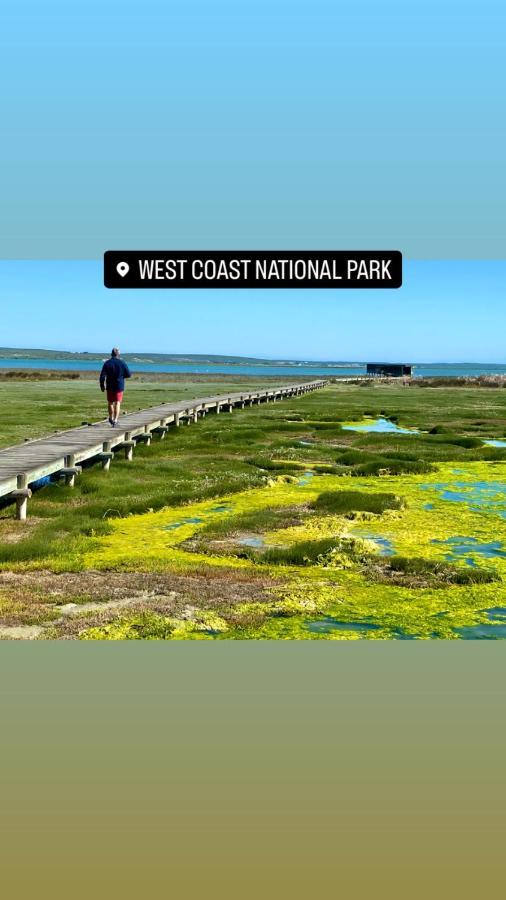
[0,4,503,359]
[1,1,505,258]
[0,259,504,363]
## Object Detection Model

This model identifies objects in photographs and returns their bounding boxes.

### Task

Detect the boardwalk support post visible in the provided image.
[174,413,180,427]
[99,441,114,471]
[124,433,135,461]
[62,453,82,487]
[135,427,152,446]
[13,473,32,521]
[152,419,168,439]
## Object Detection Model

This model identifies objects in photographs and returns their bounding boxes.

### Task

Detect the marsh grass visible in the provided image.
[313,490,403,515]
[253,541,500,582]
[430,434,484,449]
[352,457,432,476]
[3,379,506,575]
[195,506,305,540]
[246,456,308,473]
[366,555,499,587]
[255,536,357,567]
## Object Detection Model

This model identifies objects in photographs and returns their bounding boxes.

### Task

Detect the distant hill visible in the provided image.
[0,347,363,368]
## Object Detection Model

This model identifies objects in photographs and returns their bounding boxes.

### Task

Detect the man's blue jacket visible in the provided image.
[99,357,131,392]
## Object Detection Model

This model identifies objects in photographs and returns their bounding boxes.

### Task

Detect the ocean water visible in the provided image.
[2,358,506,378]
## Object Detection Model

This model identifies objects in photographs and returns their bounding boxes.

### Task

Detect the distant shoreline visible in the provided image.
[0,347,362,367]
[1,347,505,368]
[2,363,506,386]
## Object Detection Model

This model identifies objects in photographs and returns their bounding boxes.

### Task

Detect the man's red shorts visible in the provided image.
[107,390,124,403]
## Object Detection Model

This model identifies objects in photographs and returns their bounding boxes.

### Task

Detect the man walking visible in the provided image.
[99,348,131,426]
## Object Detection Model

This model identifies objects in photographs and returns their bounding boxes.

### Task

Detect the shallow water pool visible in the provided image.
[457,607,506,638]
[305,617,416,639]
[237,534,265,548]
[306,617,381,635]
[342,416,419,434]
[163,517,203,531]
[455,623,506,639]
[431,535,506,562]
[420,479,506,515]
[349,530,394,556]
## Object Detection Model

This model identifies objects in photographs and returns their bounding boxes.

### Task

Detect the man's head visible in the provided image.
[111,347,120,358]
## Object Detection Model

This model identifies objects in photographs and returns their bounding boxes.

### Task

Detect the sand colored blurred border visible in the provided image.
[0,643,504,898]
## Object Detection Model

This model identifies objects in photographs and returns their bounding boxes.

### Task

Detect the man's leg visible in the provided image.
[113,400,121,423]
[108,400,114,423]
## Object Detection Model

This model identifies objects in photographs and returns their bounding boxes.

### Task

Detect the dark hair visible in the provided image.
[111,347,120,357]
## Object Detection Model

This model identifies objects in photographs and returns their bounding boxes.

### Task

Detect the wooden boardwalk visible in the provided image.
[0,380,327,518]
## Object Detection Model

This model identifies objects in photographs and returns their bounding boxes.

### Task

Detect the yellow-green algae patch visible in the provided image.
[81,610,229,641]
[77,461,506,639]
[81,476,325,572]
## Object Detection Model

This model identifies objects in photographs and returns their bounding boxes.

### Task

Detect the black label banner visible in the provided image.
[104,251,402,289]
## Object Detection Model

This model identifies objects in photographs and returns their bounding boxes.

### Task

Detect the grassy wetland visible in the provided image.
[2,373,506,639]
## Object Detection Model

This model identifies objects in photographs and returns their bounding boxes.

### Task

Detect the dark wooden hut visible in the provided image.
[366,363,413,377]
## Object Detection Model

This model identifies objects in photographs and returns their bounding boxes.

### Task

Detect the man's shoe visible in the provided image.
[108,417,113,425]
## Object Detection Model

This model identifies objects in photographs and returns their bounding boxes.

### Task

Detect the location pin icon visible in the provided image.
[116,261,129,278]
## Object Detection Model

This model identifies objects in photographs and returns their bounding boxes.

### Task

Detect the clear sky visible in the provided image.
[0,259,504,363]
[0,3,503,360]
[1,1,504,258]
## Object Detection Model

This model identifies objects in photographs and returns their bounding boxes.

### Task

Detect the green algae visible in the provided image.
[81,610,229,641]
[5,381,506,638]
[74,460,506,640]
